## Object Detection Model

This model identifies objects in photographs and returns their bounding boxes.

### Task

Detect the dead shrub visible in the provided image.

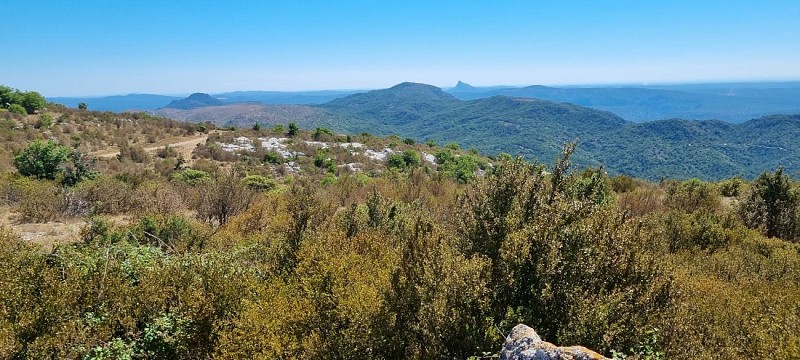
[193,168,257,226]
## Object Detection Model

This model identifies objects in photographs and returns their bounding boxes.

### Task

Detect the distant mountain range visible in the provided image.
[48,90,363,113]
[447,81,800,122]
[148,82,800,180]
[49,81,800,123]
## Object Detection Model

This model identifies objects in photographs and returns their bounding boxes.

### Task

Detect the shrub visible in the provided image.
[171,169,211,186]
[262,151,282,165]
[118,143,150,163]
[7,104,26,115]
[718,176,745,197]
[387,150,421,170]
[13,140,69,181]
[313,127,333,141]
[194,169,257,226]
[287,122,299,137]
[664,179,720,214]
[458,151,672,353]
[9,177,66,222]
[156,145,177,159]
[38,114,53,129]
[739,168,799,241]
[79,176,136,214]
[611,175,637,193]
[243,175,276,191]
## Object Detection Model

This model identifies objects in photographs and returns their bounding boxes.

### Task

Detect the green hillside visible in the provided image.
[321,83,629,167]
[148,83,800,180]
[320,83,800,180]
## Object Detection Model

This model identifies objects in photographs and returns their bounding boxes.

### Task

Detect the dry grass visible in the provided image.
[0,205,84,249]
[90,132,210,163]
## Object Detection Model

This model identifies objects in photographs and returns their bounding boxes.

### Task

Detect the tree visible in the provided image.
[13,140,69,180]
[287,122,300,137]
[20,92,46,114]
[0,85,23,108]
[0,85,15,106]
[78,102,88,110]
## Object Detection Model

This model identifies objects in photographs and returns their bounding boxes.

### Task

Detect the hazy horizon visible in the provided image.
[3,0,799,97]
[42,79,800,99]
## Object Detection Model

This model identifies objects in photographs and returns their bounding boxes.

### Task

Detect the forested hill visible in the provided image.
[149,83,800,180]
[596,115,800,180]
[320,83,800,180]
[320,83,629,168]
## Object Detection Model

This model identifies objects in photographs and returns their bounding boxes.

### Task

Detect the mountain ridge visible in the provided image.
[49,81,800,123]
[149,83,800,180]
[163,93,225,110]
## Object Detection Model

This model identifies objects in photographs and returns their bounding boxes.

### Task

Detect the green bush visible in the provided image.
[171,169,211,185]
[458,153,672,353]
[718,176,745,197]
[664,178,720,214]
[243,174,276,191]
[739,168,799,240]
[387,150,421,170]
[8,104,26,115]
[13,140,69,180]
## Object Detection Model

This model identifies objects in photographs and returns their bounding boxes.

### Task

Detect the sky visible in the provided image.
[3,1,800,96]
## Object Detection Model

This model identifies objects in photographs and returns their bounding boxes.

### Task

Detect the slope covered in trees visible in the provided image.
[320,83,800,180]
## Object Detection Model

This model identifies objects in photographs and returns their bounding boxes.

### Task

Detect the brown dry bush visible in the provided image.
[6,178,68,222]
[132,181,185,216]
[78,176,137,215]
[615,185,665,218]
[193,168,258,226]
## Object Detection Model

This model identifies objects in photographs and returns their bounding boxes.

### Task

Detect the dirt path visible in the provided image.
[92,133,209,160]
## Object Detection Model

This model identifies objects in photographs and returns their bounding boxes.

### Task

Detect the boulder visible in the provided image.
[499,324,609,360]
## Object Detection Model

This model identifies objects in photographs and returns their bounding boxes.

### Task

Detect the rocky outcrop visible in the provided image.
[499,324,609,360]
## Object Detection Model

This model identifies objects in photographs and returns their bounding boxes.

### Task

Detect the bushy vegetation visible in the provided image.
[0,91,799,359]
[0,85,46,114]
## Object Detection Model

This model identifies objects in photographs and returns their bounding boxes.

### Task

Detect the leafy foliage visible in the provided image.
[739,168,800,240]
[0,85,46,114]
[13,140,69,180]
[13,140,96,186]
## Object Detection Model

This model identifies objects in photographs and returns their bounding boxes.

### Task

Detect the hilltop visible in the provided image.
[163,93,225,110]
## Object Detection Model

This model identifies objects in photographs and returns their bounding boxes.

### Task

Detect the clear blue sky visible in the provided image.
[3,0,799,96]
